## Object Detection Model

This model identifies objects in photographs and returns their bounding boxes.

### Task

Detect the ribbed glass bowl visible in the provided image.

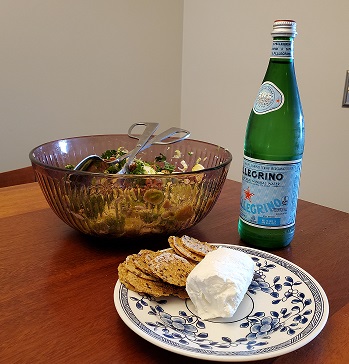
[29,134,232,238]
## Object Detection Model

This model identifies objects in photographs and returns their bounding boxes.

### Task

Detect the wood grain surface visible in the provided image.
[1,181,348,363]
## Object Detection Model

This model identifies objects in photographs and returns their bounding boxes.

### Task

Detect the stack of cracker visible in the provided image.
[118,235,216,299]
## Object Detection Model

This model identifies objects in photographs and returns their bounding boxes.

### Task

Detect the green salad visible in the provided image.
[63,147,207,237]
[65,147,204,174]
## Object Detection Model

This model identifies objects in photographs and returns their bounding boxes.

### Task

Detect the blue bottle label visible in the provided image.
[253,81,284,115]
[240,156,302,229]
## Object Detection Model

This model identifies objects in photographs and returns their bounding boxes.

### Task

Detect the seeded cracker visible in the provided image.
[148,251,194,286]
[168,235,203,262]
[119,260,174,296]
[117,262,138,291]
[167,236,187,257]
[132,250,157,276]
[125,254,160,281]
[141,249,163,266]
[117,235,214,299]
[180,235,217,256]
[174,288,189,299]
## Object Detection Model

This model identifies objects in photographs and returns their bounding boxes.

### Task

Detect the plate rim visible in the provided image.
[114,244,329,362]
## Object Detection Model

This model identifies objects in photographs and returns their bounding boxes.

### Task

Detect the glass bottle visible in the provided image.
[238,20,305,249]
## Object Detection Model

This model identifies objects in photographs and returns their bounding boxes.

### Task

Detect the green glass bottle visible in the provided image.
[238,20,305,249]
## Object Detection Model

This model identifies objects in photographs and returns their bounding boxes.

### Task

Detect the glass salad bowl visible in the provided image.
[29,134,232,238]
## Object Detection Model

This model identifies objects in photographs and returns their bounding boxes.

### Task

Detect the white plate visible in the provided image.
[114,244,329,362]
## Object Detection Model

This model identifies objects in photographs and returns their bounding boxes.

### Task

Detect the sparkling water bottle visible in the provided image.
[238,20,305,249]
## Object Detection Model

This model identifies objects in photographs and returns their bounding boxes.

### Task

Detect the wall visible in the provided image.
[181,0,349,212]
[1,0,348,213]
[0,0,183,171]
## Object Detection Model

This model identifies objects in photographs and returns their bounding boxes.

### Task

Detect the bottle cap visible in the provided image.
[271,20,297,37]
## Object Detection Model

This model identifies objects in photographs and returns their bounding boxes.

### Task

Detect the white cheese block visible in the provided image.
[186,247,255,320]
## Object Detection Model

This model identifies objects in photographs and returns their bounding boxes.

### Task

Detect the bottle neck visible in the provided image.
[270,37,294,60]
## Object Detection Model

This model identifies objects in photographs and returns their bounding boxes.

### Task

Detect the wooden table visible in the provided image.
[1,180,348,364]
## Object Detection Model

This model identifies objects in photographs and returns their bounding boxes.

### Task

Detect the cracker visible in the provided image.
[167,239,186,258]
[181,235,217,256]
[173,287,189,299]
[168,236,203,262]
[148,251,194,287]
[119,262,179,297]
[135,250,160,275]
[118,234,214,299]
[125,254,159,281]
[121,279,138,292]
[118,262,137,290]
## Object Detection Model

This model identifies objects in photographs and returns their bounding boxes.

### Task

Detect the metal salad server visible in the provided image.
[73,123,190,173]
[74,122,159,172]
[118,123,190,174]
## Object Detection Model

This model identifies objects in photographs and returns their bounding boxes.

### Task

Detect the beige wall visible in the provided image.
[181,0,349,213]
[1,0,348,213]
[0,0,183,171]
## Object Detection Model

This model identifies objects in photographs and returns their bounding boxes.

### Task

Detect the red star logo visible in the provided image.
[244,187,254,202]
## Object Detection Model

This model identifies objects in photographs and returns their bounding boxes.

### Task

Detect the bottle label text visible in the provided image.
[253,81,284,115]
[271,40,293,59]
[240,156,302,230]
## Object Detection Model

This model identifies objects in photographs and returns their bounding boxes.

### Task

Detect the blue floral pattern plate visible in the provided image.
[114,244,329,361]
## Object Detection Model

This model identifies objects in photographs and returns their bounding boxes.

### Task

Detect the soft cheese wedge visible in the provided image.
[186,247,254,320]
